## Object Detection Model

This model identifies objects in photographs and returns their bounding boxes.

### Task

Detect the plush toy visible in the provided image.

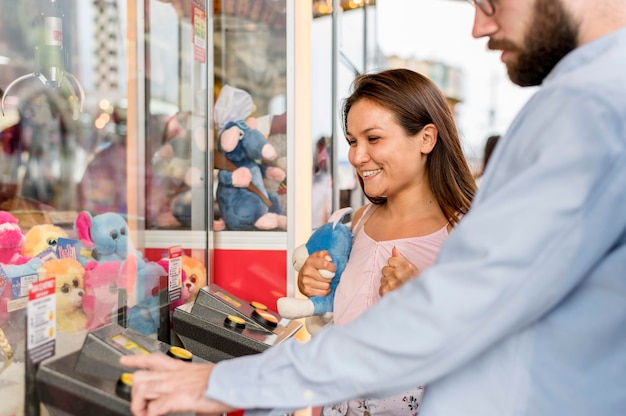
[39,258,87,332]
[214,85,287,231]
[181,255,207,304]
[120,255,167,336]
[0,258,43,325]
[0,211,29,265]
[277,207,353,320]
[22,223,68,258]
[82,260,122,331]
[74,211,142,263]
[263,113,288,216]
[151,111,206,228]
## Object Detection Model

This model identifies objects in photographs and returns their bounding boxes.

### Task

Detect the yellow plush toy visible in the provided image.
[22,224,68,258]
[181,255,207,304]
[39,258,87,332]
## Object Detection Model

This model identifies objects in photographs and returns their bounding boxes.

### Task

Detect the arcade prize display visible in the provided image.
[0,0,315,414]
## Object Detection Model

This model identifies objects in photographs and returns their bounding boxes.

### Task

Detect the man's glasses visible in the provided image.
[467,0,495,16]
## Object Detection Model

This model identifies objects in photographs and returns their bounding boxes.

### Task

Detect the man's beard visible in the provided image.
[489,0,578,86]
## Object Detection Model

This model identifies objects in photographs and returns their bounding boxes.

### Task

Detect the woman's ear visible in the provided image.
[420,123,438,154]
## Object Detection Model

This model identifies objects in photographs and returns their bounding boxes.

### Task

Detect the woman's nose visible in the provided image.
[349,145,369,165]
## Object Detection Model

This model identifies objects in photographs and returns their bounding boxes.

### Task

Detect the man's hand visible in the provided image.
[119,353,237,416]
[379,246,420,296]
[297,250,336,297]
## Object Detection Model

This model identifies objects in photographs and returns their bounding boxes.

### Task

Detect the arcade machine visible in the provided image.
[35,269,196,416]
[37,323,203,416]
[172,284,303,362]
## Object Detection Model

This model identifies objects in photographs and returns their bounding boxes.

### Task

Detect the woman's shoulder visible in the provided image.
[350,203,375,230]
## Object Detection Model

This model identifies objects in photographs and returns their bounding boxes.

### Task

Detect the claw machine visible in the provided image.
[0,0,312,414]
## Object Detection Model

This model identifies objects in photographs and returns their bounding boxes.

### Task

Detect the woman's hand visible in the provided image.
[297,250,336,297]
[119,353,237,416]
[379,246,420,296]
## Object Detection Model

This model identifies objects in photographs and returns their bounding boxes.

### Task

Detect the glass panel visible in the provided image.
[311,13,334,228]
[0,0,209,413]
[212,0,288,232]
[145,0,209,231]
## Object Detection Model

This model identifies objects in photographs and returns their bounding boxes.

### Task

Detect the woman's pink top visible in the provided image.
[334,203,448,326]
[324,203,449,416]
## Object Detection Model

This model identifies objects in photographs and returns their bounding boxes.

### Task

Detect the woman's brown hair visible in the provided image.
[341,68,476,226]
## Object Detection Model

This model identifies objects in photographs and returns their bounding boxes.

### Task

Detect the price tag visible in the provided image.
[168,246,183,303]
[27,278,56,364]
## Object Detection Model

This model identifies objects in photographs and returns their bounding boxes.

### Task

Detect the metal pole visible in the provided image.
[331,0,341,212]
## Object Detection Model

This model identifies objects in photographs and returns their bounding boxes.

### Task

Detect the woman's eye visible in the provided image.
[368,136,380,143]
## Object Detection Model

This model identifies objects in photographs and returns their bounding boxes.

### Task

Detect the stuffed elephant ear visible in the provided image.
[214,85,254,133]
[328,206,353,228]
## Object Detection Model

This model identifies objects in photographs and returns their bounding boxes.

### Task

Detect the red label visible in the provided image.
[169,245,183,259]
[29,279,55,300]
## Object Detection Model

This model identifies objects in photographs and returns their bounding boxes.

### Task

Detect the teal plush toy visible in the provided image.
[74,211,142,264]
[277,207,353,320]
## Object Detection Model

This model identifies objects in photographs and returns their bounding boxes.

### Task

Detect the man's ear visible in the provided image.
[420,123,438,154]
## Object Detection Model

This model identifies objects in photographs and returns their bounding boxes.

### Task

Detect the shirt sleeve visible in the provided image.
[206,85,626,412]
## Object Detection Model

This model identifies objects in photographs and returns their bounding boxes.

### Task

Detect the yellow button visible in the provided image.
[255,309,277,323]
[224,314,246,330]
[250,301,267,310]
[227,315,246,325]
[119,372,133,386]
[167,346,193,361]
[251,308,278,328]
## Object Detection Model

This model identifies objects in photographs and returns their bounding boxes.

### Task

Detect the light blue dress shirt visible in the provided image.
[207,27,626,415]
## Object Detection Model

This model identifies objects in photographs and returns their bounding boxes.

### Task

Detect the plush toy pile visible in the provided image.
[0,209,201,339]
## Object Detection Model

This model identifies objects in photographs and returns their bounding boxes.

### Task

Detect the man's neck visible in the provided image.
[574,4,626,46]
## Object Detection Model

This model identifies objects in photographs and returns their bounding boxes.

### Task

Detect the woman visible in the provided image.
[298,68,476,415]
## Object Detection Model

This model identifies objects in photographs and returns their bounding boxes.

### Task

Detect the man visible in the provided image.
[122,0,626,414]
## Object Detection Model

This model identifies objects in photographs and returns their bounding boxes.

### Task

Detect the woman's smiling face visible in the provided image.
[345,99,431,199]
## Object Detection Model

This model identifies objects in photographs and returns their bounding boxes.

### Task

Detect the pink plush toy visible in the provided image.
[0,211,29,265]
[83,260,122,331]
